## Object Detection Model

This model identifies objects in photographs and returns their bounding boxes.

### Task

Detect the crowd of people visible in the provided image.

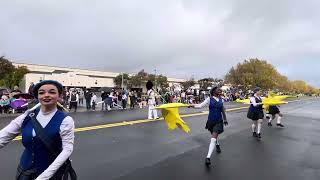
[60,88,150,112]
[0,82,258,115]
[0,85,31,114]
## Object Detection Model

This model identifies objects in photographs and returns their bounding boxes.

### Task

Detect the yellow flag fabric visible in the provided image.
[235,92,291,112]
[156,103,191,133]
[235,99,250,104]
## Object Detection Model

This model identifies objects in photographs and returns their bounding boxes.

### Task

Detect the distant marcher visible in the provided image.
[266,105,284,127]
[247,87,264,139]
[146,81,159,119]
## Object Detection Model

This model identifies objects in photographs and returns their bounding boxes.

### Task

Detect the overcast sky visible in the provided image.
[1,0,319,87]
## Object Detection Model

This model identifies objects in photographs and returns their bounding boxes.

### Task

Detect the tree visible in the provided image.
[130,69,148,87]
[0,57,29,88]
[3,66,29,89]
[114,73,130,88]
[225,59,281,90]
[0,56,15,86]
[156,75,169,89]
[129,69,168,90]
[291,80,308,94]
[198,78,214,90]
[224,58,319,94]
[181,78,196,90]
[274,75,292,92]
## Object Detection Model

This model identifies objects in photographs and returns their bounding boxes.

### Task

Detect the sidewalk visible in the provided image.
[0,101,140,118]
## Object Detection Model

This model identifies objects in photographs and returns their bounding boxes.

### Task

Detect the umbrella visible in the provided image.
[13,93,34,99]
[10,99,28,109]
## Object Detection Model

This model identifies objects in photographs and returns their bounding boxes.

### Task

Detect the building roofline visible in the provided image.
[12,61,116,74]
[12,62,186,82]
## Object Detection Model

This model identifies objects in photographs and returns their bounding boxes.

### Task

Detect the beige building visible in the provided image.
[13,63,185,93]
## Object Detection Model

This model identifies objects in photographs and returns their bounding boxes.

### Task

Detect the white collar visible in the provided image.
[39,108,57,116]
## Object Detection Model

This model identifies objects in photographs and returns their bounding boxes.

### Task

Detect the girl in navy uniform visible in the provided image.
[247,87,264,139]
[266,105,284,127]
[193,87,228,166]
[0,80,76,180]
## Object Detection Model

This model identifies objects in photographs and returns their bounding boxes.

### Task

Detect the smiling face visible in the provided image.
[37,84,60,106]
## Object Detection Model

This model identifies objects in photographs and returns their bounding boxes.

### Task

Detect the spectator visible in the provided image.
[69,90,79,112]
[105,93,113,111]
[79,89,84,106]
[0,95,10,114]
[129,90,136,109]
[122,92,127,109]
[11,85,22,97]
[101,91,107,111]
[137,91,142,108]
[91,93,97,111]
[84,90,92,110]
[27,82,34,95]
[181,91,186,103]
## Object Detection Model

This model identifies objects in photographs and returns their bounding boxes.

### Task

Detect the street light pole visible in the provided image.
[121,73,124,90]
[154,69,157,92]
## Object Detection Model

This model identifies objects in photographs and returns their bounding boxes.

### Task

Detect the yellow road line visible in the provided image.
[13,106,248,141]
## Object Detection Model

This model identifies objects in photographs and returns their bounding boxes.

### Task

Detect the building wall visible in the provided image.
[13,63,186,93]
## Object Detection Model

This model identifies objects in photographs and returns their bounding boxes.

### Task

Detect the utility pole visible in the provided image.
[154,68,157,92]
[121,73,124,90]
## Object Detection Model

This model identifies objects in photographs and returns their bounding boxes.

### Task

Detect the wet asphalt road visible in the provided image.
[0,98,319,180]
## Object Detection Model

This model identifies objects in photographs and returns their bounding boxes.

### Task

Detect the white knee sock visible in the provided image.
[153,109,158,119]
[251,123,256,132]
[277,116,282,124]
[266,114,272,123]
[207,138,216,158]
[257,122,262,134]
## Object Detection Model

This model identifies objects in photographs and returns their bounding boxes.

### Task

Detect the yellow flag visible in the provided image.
[156,103,191,133]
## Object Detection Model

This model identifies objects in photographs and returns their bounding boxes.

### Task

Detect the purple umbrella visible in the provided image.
[10,99,28,110]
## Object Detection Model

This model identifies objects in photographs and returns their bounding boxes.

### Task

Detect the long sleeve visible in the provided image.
[222,106,227,121]
[35,116,75,180]
[194,97,210,108]
[0,112,28,149]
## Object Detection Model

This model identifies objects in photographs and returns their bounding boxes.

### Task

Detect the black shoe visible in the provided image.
[252,132,257,137]
[268,122,272,126]
[205,158,211,166]
[277,123,285,127]
[257,133,262,139]
[216,145,221,153]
